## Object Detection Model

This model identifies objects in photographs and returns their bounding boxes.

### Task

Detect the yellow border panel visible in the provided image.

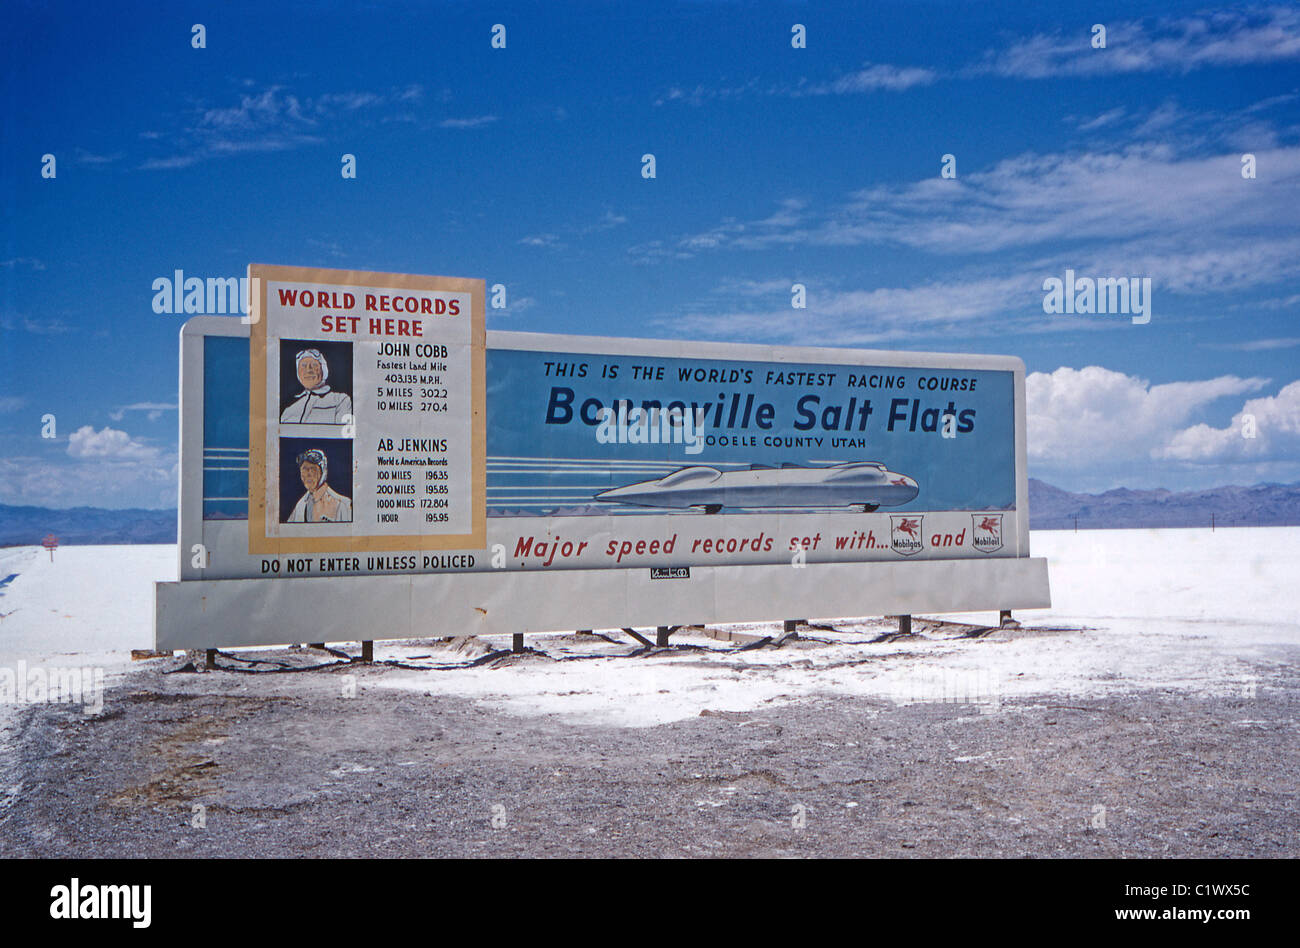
[247,264,486,555]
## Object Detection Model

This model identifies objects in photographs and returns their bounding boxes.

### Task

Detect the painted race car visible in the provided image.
[595,461,919,513]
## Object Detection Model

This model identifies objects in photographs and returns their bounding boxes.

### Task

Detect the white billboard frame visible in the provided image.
[157,317,1049,650]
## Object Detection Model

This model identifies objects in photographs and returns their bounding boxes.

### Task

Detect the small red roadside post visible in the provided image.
[41,534,59,562]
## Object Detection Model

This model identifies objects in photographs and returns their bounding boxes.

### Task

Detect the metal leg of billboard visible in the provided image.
[154,557,1050,653]
[622,628,653,648]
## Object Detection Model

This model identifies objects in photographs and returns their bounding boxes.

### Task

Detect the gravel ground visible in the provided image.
[1,633,1296,859]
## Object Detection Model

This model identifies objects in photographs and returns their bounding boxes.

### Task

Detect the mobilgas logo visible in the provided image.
[890,515,924,556]
[971,514,1004,553]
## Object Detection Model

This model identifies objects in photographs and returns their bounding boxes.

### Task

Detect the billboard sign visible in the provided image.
[156,267,1049,650]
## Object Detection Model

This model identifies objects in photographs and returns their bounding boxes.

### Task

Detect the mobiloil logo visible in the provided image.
[49,879,151,928]
[971,514,1004,553]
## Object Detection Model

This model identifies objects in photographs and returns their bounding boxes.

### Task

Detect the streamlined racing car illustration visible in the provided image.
[595,461,919,513]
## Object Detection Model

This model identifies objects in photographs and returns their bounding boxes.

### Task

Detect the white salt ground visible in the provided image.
[0,528,1294,729]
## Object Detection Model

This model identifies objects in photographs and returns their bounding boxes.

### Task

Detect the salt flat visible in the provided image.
[0,529,1295,727]
[2,529,1296,858]
[0,543,176,662]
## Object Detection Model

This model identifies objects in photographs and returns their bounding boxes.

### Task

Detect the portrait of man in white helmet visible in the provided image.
[287,447,353,523]
[280,345,354,425]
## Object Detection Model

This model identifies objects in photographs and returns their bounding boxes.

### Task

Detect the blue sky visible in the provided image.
[2,0,1299,508]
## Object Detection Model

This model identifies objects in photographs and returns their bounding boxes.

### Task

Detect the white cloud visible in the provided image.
[980,7,1300,79]
[197,87,312,132]
[630,198,808,260]
[0,455,176,509]
[656,11,1300,113]
[1073,107,1127,131]
[519,233,562,248]
[314,91,383,112]
[627,238,693,263]
[655,62,934,107]
[1,427,177,506]
[710,277,796,297]
[1159,380,1300,462]
[809,63,938,94]
[661,272,1056,346]
[0,257,45,270]
[1101,238,1300,295]
[108,402,177,423]
[519,209,628,252]
[498,296,537,315]
[1204,336,1300,352]
[66,425,160,461]
[651,142,1300,303]
[142,84,423,170]
[73,148,122,165]
[655,12,1300,112]
[836,145,1300,255]
[582,210,628,233]
[1026,366,1271,466]
[4,315,75,335]
[439,115,499,129]
[306,237,348,260]
[653,79,761,107]
[139,154,203,170]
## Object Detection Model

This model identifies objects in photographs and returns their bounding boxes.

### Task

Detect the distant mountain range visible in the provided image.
[0,504,175,546]
[2,480,1298,545]
[1028,479,1300,529]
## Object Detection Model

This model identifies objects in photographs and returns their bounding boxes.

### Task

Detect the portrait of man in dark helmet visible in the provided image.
[287,447,352,522]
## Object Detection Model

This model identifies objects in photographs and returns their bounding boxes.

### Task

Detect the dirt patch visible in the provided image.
[2,640,1296,858]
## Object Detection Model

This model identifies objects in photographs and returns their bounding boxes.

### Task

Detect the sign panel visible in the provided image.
[179,321,1031,581]
[487,346,1014,516]
[247,265,485,554]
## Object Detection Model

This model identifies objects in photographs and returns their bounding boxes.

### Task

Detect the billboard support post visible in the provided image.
[623,628,653,648]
